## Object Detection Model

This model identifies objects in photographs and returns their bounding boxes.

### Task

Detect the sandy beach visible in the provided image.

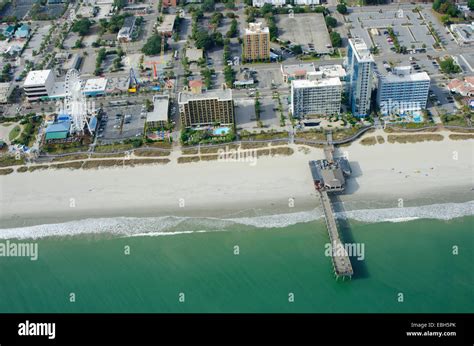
[0,131,473,227]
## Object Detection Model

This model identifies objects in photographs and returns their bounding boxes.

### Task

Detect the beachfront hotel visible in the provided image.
[178,89,235,128]
[243,22,271,62]
[376,66,430,115]
[345,37,374,117]
[290,72,342,118]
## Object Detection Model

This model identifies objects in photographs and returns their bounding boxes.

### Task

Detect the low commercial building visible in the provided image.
[162,0,177,7]
[376,66,430,115]
[157,15,176,37]
[178,89,234,128]
[294,0,320,4]
[44,120,70,141]
[189,79,203,94]
[83,78,108,97]
[448,76,474,97]
[23,70,56,101]
[252,0,285,7]
[185,48,203,63]
[450,23,474,45]
[146,95,169,128]
[14,24,30,39]
[243,22,270,62]
[281,63,316,83]
[0,82,14,104]
[291,73,342,118]
[117,16,136,42]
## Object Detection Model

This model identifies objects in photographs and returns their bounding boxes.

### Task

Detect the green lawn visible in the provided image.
[8,126,21,141]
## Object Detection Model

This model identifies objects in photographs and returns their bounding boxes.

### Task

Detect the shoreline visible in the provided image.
[1,135,473,229]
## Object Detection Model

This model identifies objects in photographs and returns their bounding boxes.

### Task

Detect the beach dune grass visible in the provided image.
[387,134,444,144]
[178,156,201,164]
[51,154,89,162]
[449,134,474,140]
[134,150,170,157]
[0,168,14,175]
[0,155,25,167]
[360,136,377,146]
[271,147,294,156]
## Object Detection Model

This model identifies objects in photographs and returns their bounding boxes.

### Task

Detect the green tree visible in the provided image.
[194,30,213,50]
[71,18,92,36]
[439,57,461,74]
[202,0,215,12]
[469,0,474,10]
[336,4,348,14]
[330,31,342,47]
[142,34,167,55]
[325,16,337,28]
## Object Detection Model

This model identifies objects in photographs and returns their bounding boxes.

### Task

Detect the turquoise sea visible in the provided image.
[0,204,472,313]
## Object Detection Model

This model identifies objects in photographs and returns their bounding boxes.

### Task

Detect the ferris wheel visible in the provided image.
[65,69,91,134]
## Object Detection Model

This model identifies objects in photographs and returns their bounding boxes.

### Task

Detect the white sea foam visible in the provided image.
[0,201,472,240]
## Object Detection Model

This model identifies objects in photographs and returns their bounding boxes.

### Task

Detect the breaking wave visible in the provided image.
[0,201,472,240]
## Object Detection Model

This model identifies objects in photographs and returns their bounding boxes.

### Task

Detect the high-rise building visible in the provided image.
[346,38,374,117]
[377,66,430,115]
[243,22,270,62]
[178,89,235,128]
[291,72,342,118]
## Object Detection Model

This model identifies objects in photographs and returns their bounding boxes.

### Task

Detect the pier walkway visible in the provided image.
[309,132,353,279]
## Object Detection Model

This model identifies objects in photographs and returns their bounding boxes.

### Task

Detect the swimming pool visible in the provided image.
[213,127,230,135]
[412,113,423,123]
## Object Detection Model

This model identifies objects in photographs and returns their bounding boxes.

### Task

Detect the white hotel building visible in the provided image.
[377,66,430,115]
[291,72,342,118]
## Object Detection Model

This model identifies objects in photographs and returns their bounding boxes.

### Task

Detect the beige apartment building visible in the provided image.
[243,22,270,62]
[178,89,235,128]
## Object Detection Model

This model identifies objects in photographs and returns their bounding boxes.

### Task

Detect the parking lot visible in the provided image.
[98,104,146,143]
[348,5,438,53]
[235,97,282,132]
[277,13,332,54]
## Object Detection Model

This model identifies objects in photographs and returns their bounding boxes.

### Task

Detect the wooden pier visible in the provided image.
[319,190,353,279]
[309,132,353,280]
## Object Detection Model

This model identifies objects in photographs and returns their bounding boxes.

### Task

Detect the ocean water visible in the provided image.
[0,202,472,313]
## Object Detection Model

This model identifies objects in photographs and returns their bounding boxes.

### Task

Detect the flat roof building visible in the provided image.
[83,78,108,97]
[291,73,342,118]
[346,37,374,117]
[243,22,270,62]
[178,89,234,128]
[146,95,169,128]
[281,63,316,83]
[450,23,474,45]
[0,82,14,104]
[23,70,56,101]
[185,48,203,62]
[157,15,176,36]
[252,0,285,7]
[377,66,430,115]
[117,16,136,42]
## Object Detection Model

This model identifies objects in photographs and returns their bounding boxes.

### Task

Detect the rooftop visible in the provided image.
[185,48,203,62]
[382,66,430,83]
[83,78,108,92]
[147,95,169,123]
[281,63,316,76]
[292,76,342,88]
[24,70,54,87]
[158,14,176,33]
[245,22,269,35]
[349,37,374,62]
[178,89,233,103]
